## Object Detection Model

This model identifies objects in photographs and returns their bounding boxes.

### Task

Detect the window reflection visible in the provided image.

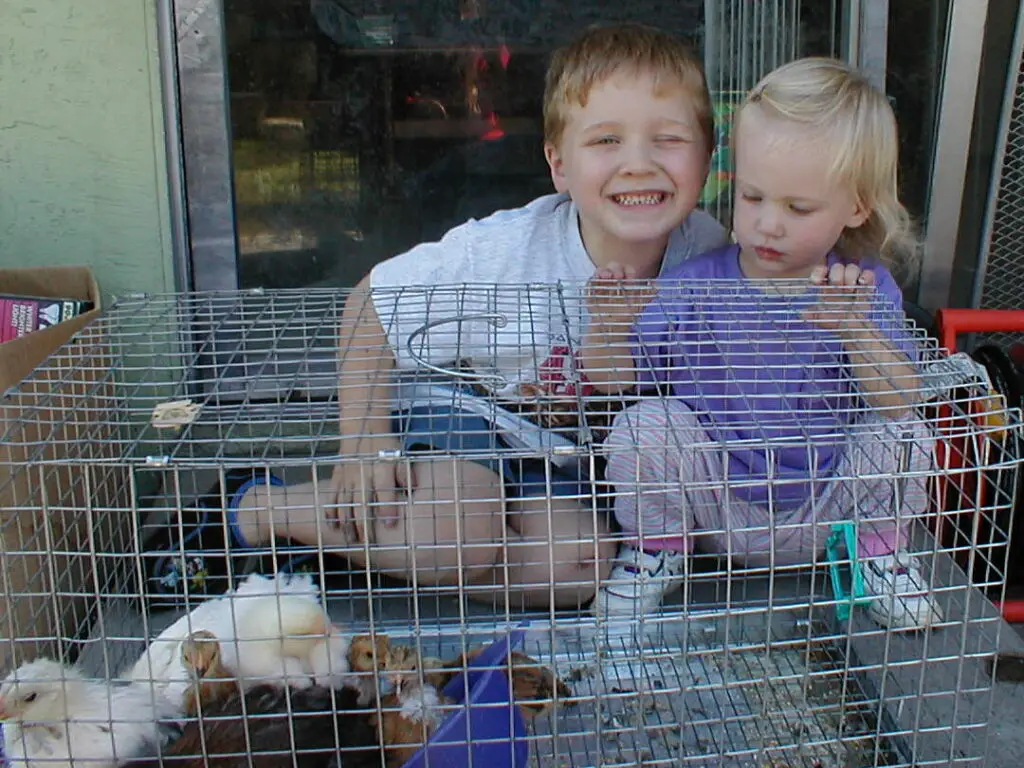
[223,1,843,289]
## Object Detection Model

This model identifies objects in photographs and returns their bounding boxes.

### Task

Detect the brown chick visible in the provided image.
[179,630,241,716]
[347,632,391,707]
[127,633,380,768]
[371,644,450,768]
[428,647,572,719]
[125,682,380,768]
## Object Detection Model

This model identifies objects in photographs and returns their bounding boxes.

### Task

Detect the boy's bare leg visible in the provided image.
[477,498,615,609]
[229,461,612,607]
[231,460,505,585]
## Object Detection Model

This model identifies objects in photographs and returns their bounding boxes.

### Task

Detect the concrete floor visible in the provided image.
[984,622,1024,767]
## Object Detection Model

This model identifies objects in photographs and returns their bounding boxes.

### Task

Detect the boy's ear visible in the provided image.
[544,141,569,194]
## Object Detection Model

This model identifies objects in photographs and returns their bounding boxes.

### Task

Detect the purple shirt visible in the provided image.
[633,244,913,510]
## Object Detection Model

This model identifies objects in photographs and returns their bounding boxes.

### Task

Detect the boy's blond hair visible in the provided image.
[543,24,714,157]
[738,57,918,272]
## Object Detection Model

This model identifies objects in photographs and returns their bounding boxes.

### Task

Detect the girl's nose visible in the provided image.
[756,206,784,237]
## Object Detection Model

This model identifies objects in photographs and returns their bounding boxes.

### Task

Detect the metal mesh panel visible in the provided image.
[976,11,1024,347]
[0,287,1019,768]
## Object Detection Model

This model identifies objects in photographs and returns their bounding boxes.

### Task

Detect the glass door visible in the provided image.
[171,0,849,292]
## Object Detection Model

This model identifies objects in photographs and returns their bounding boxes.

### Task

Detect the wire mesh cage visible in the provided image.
[0,284,1020,768]
[975,3,1024,351]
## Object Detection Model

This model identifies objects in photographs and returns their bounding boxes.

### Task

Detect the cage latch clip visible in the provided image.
[825,521,873,622]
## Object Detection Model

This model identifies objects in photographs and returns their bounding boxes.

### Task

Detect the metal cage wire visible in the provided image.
[975,2,1024,347]
[0,285,1020,768]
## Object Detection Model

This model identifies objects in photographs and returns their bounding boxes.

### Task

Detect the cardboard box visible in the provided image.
[0,266,119,669]
[0,267,101,388]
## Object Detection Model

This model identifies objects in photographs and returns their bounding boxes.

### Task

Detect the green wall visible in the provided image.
[0,1,175,304]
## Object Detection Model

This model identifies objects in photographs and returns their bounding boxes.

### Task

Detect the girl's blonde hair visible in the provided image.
[739,57,918,273]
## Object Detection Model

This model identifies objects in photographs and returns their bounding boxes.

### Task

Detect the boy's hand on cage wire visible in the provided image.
[331,435,411,542]
[585,262,656,331]
[804,262,875,336]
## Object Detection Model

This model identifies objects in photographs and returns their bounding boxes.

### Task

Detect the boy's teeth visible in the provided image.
[614,193,664,206]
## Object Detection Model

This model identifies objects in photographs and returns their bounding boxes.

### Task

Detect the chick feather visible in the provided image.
[128,573,350,712]
[0,658,176,768]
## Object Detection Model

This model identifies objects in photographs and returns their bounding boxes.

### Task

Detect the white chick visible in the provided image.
[128,572,350,712]
[0,659,176,768]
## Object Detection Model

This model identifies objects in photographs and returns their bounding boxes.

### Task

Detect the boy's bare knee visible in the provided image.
[484,520,612,608]
[362,459,505,581]
[596,535,616,576]
[539,536,612,605]
[555,533,613,568]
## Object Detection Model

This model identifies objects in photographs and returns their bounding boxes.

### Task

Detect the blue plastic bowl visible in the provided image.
[401,629,529,768]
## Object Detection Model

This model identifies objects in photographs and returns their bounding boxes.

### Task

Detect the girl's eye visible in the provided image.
[741,193,762,203]
[789,205,815,215]
[655,135,686,143]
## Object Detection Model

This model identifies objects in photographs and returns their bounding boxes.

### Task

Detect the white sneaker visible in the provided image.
[592,546,686,619]
[862,551,944,630]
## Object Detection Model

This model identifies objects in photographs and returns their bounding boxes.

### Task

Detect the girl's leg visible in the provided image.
[604,399,713,547]
[845,418,934,553]
[596,399,716,617]
[742,416,940,627]
[762,416,935,560]
[826,417,941,629]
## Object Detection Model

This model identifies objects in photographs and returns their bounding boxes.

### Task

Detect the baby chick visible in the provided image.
[346,633,391,707]
[0,658,176,768]
[427,647,572,719]
[225,592,350,690]
[371,645,449,768]
[179,630,240,716]
[130,573,351,711]
[125,634,380,768]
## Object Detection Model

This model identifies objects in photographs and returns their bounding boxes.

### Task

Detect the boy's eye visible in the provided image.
[590,136,619,145]
[789,204,815,215]
[740,193,762,203]
[654,135,687,143]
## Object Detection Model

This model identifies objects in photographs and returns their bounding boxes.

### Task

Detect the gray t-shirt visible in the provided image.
[371,193,727,397]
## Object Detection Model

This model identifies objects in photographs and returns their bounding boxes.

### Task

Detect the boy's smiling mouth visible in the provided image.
[611,192,668,206]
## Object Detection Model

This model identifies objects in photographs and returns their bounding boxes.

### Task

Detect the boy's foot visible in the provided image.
[592,546,686,619]
[142,468,287,606]
[862,550,943,630]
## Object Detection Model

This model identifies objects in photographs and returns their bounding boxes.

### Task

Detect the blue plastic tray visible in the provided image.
[401,628,529,768]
